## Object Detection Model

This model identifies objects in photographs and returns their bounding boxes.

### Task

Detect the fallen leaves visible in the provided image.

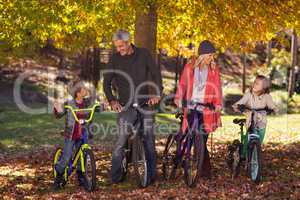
[0,143,299,199]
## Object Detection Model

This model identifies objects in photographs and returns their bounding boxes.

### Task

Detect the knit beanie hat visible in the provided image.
[198,40,216,55]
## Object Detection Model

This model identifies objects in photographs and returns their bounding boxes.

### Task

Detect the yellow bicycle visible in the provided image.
[53,101,102,191]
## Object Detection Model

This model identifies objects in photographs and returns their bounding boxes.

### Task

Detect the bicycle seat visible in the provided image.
[233,118,246,125]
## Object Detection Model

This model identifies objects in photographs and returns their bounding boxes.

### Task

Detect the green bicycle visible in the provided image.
[53,101,102,191]
[226,104,274,183]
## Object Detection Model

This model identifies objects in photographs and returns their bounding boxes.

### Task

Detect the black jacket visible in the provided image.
[103,45,163,105]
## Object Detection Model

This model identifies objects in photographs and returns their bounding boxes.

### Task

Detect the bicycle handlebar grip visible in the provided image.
[237,104,246,112]
[175,111,183,119]
[95,104,105,113]
[208,103,215,110]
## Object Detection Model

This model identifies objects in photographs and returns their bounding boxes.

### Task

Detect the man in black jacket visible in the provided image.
[103,29,162,185]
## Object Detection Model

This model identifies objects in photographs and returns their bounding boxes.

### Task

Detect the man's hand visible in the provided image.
[110,100,122,112]
[147,96,161,106]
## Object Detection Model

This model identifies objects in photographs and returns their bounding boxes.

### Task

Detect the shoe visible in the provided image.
[200,151,212,179]
[53,172,64,190]
[77,170,86,187]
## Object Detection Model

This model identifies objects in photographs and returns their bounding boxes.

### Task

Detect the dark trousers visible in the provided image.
[111,107,157,183]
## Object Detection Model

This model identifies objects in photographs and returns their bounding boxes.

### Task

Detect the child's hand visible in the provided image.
[232,104,239,113]
[54,101,63,113]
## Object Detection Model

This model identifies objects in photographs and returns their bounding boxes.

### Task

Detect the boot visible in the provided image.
[200,150,211,179]
[53,169,64,190]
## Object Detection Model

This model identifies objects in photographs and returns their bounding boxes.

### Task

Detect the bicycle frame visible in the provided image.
[62,101,101,178]
[65,130,91,177]
[236,105,272,159]
[238,122,248,160]
[176,111,200,161]
[175,102,213,163]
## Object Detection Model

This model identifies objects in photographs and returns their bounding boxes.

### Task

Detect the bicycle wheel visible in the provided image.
[120,144,130,182]
[162,134,178,180]
[226,139,242,178]
[53,147,63,178]
[183,133,205,187]
[83,148,96,191]
[132,135,148,188]
[248,139,262,183]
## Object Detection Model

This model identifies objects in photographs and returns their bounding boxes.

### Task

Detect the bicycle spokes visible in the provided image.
[188,141,198,183]
[250,145,259,179]
[85,153,93,184]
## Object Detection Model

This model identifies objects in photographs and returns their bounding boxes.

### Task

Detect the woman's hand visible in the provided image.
[174,98,182,108]
[215,106,222,113]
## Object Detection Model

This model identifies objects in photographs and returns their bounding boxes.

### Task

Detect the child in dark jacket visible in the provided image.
[53,82,92,189]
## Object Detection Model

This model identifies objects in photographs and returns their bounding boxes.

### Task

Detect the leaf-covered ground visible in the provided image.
[1,141,300,200]
[1,103,300,199]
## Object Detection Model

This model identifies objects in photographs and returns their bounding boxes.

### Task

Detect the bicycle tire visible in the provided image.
[132,134,148,188]
[83,148,96,191]
[52,147,63,179]
[226,139,242,178]
[162,134,178,180]
[248,139,262,184]
[183,133,205,187]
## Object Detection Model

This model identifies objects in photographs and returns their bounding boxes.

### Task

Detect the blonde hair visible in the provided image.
[193,54,216,69]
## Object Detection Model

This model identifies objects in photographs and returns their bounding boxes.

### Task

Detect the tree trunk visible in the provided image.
[93,47,100,88]
[134,3,158,96]
[134,3,157,58]
[288,30,298,97]
[242,53,247,93]
[267,41,274,82]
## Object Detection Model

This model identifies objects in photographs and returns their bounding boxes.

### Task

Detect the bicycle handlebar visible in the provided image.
[64,101,104,124]
[175,101,215,120]
[237,104,274,114]
[132,101,148,109]
[179,100,215,111]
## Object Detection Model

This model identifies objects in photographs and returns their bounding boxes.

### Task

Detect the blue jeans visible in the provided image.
[55,138,82,175]
[111,107,157,183]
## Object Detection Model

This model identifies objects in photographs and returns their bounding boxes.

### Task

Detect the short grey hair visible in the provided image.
[112,29,131,42]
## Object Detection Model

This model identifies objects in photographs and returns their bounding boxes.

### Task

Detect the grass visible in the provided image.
[0,102,299,154]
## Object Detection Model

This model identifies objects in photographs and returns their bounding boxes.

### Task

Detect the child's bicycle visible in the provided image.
[162,101,215,187]
[52,101,103,191]
[119,101,151,188]
[226,104,274,183]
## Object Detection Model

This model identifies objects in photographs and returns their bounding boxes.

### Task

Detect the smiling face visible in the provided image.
[202,53,215,65]
[252,78,264,94]
[113,40,131,56]
[76,87,88,99]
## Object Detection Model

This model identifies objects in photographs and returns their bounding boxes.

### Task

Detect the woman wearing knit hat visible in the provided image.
[174,40,223,179]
